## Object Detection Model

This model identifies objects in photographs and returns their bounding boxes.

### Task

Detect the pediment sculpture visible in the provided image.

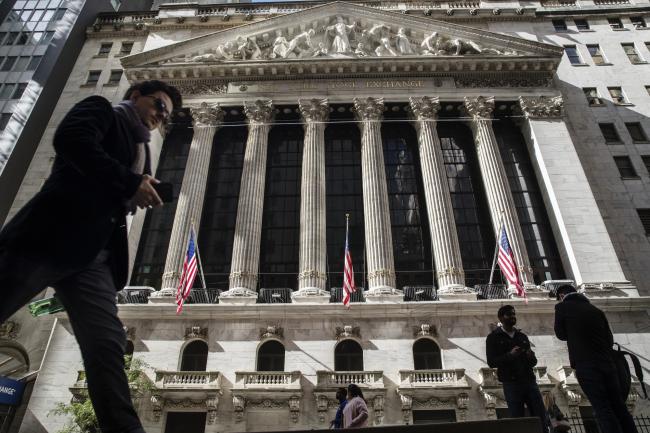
[174,16,518,65]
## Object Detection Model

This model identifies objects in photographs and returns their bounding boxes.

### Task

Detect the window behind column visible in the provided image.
[257,340,285,371]
[199,118,247,289]
[382,117,433,289]
[493,119,565,283]
[438,122,494,286]
[259,114,303,290]
[335,339,363,371]
[326,106,365,291]
[131,112,193,288]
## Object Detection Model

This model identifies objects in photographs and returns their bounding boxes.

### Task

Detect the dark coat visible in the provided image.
[0,96,148,290]
[486,326,538,383]
[554,293,614,369]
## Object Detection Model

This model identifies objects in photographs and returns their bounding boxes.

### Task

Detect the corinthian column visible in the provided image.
[409,97,466,293]
[464,96,535,290]
[293,98,330,303]
[220,100,274,304]
[155,103,223,299]
[353,97,399,299]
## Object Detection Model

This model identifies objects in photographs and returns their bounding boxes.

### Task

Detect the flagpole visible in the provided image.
[488,212,505,285]
[191,220,207,289]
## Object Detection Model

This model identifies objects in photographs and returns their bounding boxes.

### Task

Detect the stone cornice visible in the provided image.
[104,297,650,320]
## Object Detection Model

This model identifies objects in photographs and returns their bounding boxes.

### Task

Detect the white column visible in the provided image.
[464,96,535,290]
[518,96,634,295]
[220,100,274,304]
[409,97,466,293]
[152,103,223,301]
[353,97,400,300]
[293,98,330,303]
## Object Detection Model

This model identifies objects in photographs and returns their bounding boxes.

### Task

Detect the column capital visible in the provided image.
[189,102,225,127]
[298,98,329,123]
[519,96,564,119]
[463,96,495,119]
[353,97,384,121]
[409,96,440,120]
[244,99,274,123]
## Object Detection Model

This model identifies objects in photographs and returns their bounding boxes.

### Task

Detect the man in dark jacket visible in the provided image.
[554,285,637,433]
[486,305,550,433]
[0,80,181,433]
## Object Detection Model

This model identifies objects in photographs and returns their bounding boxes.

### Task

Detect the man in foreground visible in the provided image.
[0,80,181,433]
[486,305,550,433]
[554,284,637,433]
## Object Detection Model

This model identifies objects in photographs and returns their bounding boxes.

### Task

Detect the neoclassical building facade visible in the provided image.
[3,1,650,433]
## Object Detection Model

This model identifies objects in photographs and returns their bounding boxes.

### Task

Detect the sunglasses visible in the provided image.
[143,95,171,124]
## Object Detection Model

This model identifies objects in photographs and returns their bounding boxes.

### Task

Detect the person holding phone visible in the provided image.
[0,80,181,433]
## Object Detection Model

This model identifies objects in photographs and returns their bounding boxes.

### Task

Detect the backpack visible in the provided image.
[612,343,648,401]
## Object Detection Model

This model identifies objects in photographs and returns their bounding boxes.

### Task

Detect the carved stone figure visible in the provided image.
[354,42,371,57]
[272,35,289,59]
[326,16,356,54]
[421,32,483,56]
[286,29,315,58]
[395,28,414,55]
[236,36,261,60]
[375,37,397,57]
[312,42,328,57]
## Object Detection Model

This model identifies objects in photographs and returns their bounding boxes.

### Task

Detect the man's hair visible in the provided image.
[123,80,182,110]
[555,284,577,300]
[347,383,365,400]
[497,304,515,319]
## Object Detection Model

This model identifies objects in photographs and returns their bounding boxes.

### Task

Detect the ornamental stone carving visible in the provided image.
[244,99,274,123]
[335,325,361,339]
[150,394,163,422]
[409,96,440,120]
[174,82,227,95]
[259,325,284,340]
[519,96,564,119]
[463,96,495,119]
[372,395,385,425]
[298,98,329,123]
[353,97,384,121]
[190,102,224,127]
[413,323,437,338]
[326,16,357,54]
[233,395,246,422]
[0,321,20,339]
[185,326,208,340]
[288,395,301,422]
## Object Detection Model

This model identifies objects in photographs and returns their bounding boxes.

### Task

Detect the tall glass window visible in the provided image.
[259,123,303,290]
[257,340,285,371]
[494,120,564,282]
[382,121,433,289]
[325,110,365,291]
[180,340,208,372]
[131,119,192,288]
[335,340,363,371]
[438,123,494,286]
[199,124,247,289]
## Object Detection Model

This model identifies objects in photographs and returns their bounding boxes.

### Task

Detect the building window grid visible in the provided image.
[608,87,628,104]
[575,19,590,30]
[258,125,303,290]
[107,69,122,85]
[86,70,100,85]
[564,46,583,65]
[583,88,603,106]
[599,123,622,143]
[587,44,606,65]
[622,43,644,64]
[631,16,647,28]
[120,41,134,55]
[625,123,649,142]
[0,113,11,130]
[641,156,650,174]
[552,19,568,31]
[613,156,638,178]
[383,122,433,289]
[98,42,112,56]
[608,17,624,30]
[637,209,650,235]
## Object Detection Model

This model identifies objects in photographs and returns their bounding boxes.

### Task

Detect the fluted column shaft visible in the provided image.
[464,96,534,287]
[228,100,274,292]
[297,99,329,291]
[410,97,465,291]
[354,98,396,291]
[161,103,223,290]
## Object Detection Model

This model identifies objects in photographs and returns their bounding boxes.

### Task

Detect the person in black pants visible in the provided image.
[0,80,181,433]
[554,285,638,433]
[486,305,551,433]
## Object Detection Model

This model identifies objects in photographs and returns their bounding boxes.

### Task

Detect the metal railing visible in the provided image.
[185,288,221,304]
[258,288,292,304]
[117,287,154,304]
[473,284,509,300]
[403,286,438,302]
[329,287,365,303]
[569,416,650,433]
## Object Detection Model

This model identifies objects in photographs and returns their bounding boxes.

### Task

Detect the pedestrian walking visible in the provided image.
[343,383,369,428]
[486,305,551,433]
[0,80,181,433]
[330,387,347,429]
[554,284,638,433]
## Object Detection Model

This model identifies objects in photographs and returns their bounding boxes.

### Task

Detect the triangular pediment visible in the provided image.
[121,2,562,70]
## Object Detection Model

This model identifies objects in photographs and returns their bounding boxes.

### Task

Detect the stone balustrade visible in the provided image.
[480,366,551,387]
[235,371,302,389]
[154,371,222,390]
[399,369,469,388]
[316,370,384,389]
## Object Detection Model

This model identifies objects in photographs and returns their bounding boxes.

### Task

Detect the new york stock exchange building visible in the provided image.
[5,0,650,432]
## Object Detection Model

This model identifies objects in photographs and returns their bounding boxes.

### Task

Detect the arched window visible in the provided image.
[180,340,208,372]
[335,340,363,371]
[257,340,285,371]
[413,339,442,370]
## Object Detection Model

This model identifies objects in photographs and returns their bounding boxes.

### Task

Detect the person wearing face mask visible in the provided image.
[486,305,551,433]
[0,80,181,433]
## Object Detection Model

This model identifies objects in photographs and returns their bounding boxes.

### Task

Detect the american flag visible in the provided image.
[497,224,525,297]
[342,218,356,307]
[176,228,198,314]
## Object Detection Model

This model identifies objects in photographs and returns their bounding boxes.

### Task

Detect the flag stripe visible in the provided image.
[342,222,356,307]
[497,225,525,297]
[176,229,199,314]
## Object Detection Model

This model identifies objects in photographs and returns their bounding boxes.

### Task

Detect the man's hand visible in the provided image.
[131,175,163,209]
[509,346,522,356]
